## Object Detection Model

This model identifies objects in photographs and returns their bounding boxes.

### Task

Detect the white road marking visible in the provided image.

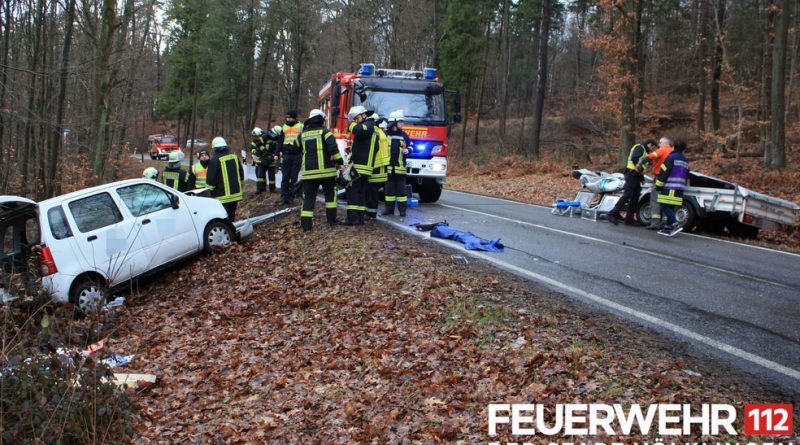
[437,203,793,289]
[443,189,800,258]
[380,217,800,383]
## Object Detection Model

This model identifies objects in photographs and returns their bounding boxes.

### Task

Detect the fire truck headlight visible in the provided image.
[431,144,444,155]
[430,162,446,172]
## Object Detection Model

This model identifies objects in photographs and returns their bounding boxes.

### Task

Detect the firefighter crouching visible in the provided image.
[344,105,375,226]
[366,112,389,220]
[383,111,412,217]
[162,151,190,192]
[607,139,655,226]
[279,110,304,205]
[295,109,343,231]
[206,136,244,220]
[188,149,210,189]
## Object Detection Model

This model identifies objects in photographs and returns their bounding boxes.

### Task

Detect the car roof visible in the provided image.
[38,179,158,208]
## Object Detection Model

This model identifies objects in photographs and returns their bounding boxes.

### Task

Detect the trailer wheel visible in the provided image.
[637,198,652,227]
[675,203,697,231]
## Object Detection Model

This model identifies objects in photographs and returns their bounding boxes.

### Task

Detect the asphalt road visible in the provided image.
[381,189,800,393]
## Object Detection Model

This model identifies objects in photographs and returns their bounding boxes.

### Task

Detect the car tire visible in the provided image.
[203,220,233,253]
[70,277,107,314]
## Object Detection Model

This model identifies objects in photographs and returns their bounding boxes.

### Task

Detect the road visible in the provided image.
[381,189,800,393]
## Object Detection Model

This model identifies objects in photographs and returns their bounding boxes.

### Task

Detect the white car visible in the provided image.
[0,179,236,312]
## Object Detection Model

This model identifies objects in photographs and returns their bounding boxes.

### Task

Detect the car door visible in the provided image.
[114,182,199,267]
[65,191,144,285]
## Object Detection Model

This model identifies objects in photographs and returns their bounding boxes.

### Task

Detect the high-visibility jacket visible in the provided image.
[206,148,244,204]
[250,136,266,162]
[625,144,647,172]
[281,122,303,155]
[297,118,342,180]
[369,127,390,183]
[191,162,208,189]
[655,151,689,206]
[640,145,673,176]
[348,120,376,176]
[161,166,189,192]
[385,127,411,175]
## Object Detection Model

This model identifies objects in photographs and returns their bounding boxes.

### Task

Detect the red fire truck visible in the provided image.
[148,134,181,160]
[318,64,461,202]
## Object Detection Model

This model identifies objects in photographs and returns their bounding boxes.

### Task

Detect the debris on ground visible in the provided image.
[412,220,448,231]
[431,224,505,251]
[101,354,135,368]
[108,373,157,390]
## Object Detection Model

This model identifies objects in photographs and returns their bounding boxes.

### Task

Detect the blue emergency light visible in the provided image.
[359,63,375,76]
[423,68,437,80]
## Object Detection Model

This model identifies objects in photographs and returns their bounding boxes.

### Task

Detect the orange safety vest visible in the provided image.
[282,123,303,145]
[647,145,674,176]
[192,163,208,188]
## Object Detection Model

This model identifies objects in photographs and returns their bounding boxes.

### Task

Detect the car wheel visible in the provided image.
[70,278,107,314]
[203,220,233,253]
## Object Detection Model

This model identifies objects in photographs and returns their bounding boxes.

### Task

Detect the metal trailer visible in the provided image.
[573,169,800,238]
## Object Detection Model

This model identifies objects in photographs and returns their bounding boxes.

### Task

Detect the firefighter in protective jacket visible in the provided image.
[383,111,412,217]
[250,127,268,194]
[279,110,304,204]
[162,151,190,192]
[366,112,389,219]
[343,105,375,225]
[294,109,343,231]
[655,140,689,237]
[206,136,244,220]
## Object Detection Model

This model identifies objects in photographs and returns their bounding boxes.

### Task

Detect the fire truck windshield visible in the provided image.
[356,90,445,125]
[160,137,177,143]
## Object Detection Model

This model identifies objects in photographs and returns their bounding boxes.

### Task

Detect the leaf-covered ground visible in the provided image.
[104,205,796,444]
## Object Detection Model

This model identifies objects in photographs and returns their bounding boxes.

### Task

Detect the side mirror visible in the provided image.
[425,83,445,96]
[452,114,462,124]
[359,92,367,102]
[332,106,340,117]
[170,194,180,209]
[332,84,341,119]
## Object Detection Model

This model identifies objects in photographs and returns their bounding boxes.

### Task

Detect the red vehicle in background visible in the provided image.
[148,134,181,160]
[318,64,461,202]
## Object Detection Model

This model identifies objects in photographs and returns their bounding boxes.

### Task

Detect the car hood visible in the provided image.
[0,196,37,225]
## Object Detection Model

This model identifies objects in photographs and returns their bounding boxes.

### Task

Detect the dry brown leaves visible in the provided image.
[107,214,785,444]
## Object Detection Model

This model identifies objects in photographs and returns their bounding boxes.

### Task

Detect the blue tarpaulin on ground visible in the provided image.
[430,224,505,252]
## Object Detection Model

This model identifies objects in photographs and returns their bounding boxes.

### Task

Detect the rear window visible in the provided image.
[68,193,123,233]
[47,206,73,240]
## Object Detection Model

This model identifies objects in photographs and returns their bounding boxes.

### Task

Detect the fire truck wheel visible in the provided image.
[417,183,442,203]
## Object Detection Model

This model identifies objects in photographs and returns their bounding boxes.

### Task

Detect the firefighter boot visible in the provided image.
[326,208,338,225]
[382,202,395,216]
[300,217,312,232]
[342,210,359,226]
[398,201,407,217]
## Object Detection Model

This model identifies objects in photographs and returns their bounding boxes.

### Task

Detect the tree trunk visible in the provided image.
[459,81,472,155]
[759,3,775,159]
[769,0,790,169]
[473,20,490,146]
[498,0,510,141]
[696,0,709,133]
[48,0,76,197]
[711,0,726,151]
[529,0,552,159]
[90,0,120,180]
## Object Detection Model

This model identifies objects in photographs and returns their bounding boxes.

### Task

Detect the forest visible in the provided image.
[0,0,796,199]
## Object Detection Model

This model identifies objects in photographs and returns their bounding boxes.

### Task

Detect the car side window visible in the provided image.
[116,183,173,217]
[68,192,123,233]
[47,206,73,240]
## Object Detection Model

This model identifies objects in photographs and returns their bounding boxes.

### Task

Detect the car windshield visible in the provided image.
[356,90,445,124]
[161,137,177,143]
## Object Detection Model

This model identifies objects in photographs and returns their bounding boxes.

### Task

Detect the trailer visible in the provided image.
[572,169,800,237]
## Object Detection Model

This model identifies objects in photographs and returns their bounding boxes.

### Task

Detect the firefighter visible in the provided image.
[366,112,389,220]
[143,167,159,180]
[294,109,343,231]
[637,137,674,230]
[250,127,269,194]
[206,136,244,220]
[264,126,282,192]
[161,151,190,192]
[383,111,412,217]
[655,140,689,237]
[607,139,656,226]
[188,149,210,189]
[344,105,375,225]
[279,110,304,205]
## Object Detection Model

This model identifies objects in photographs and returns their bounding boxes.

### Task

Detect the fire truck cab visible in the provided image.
[318,64,460,203]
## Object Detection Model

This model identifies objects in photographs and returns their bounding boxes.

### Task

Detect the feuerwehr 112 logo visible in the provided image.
[487,403,795,445]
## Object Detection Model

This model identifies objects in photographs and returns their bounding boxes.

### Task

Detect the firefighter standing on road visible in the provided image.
[383,111,412,217]
[206,136,244,220]
[162,151,190,192]
[655,140,690,237]
[295,109,343,231]
[366,112,389,220]
[637,137,674,230]
[250,127,269,194]
[188,149,211,189]
[279,110,304,205]
[344,105,375,225]
[607,139,655,226]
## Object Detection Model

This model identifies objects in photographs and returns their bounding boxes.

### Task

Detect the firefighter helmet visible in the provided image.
[251,127,263,137]
[212,137,227,149]
[347,105,368,120]
[271,125,282,134]
[143,167,158,180]
[168,151,182,163]
[388,111,405,123]
[308,109,325,120]
[367,111,380,121]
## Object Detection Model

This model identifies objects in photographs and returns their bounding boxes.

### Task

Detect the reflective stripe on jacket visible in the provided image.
[206,149,244,204]
[655,152,689,206]
[192,163,208,188]
[299,126,342,180]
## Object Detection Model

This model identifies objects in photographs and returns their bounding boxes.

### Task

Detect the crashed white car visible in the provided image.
[0,179,236,312]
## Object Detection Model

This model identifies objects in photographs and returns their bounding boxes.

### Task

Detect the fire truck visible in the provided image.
[148,134,181,160]
[318,64,461,203]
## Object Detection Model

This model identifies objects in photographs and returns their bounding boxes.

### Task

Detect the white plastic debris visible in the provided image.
[103,296,126,311]
[0,287,17,304]
[101,354,135,368]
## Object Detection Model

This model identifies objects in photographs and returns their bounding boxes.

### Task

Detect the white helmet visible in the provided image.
[212,136,228,149]
[271,125,282,134]
[168,151,182,163]
[347,105,368,120]
[388,111,405,123]
[367,111,379,121]
[143,167,158,180]
[251,127,263,137]
[308,109,325,120]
